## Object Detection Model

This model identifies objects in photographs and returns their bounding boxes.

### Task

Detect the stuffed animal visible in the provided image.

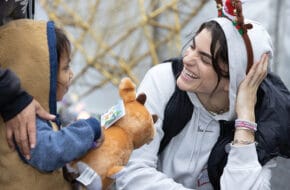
[67,77,157,190]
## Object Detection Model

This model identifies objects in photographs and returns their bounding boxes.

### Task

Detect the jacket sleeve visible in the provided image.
[220,143,276,190]
[0,0,27,26]
[0,68,33,121]
[115,65,194,190]
[26,117,101,172]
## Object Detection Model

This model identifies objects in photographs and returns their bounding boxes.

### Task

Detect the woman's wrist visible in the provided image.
[235,119,257,131]
[237,111,255,122]
[233,117,256,145]
[234,128,255,143]
[234,127,255,137]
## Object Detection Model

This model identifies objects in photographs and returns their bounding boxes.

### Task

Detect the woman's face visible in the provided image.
[56,52,73,101]
[177,28,228,97]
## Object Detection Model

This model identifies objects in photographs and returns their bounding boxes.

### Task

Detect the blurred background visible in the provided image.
[5,0,290,189]
[35,0,290,117]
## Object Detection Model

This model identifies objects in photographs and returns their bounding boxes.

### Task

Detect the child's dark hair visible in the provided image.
[55,27,71,64]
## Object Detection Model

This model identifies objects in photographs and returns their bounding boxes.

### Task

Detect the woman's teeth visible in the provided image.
[185,69,198,79]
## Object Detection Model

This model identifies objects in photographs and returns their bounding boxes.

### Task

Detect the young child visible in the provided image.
[0,19,103,190]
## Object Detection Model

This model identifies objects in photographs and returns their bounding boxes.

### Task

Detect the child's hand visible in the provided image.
[4,99,55,160]
[92,127,105,148]
[236,53,269,122]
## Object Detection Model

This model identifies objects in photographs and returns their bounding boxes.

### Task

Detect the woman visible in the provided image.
[115,1,290,190]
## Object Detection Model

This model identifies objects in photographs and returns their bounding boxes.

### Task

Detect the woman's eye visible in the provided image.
[201,57,211,64]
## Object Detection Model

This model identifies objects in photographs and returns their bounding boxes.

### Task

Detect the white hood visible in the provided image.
[211,17,273,121]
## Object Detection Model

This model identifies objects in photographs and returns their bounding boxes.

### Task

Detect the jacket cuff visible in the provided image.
[227,143,261,168]
[1,91,33,122]
[85,117,101,141]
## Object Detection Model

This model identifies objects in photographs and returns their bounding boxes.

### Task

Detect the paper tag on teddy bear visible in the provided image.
[101,100,126,129]
[76,162,102,190]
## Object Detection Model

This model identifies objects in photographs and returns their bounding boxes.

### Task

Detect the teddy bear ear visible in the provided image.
[136,93,147,105]
[152,114,158,123]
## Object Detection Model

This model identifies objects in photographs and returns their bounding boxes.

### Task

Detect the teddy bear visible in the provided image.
[66,77,157,190]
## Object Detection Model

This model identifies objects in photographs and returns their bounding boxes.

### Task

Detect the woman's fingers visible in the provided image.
[262,54,269,78]
[248,53,269,86]
[236,53,269,121]
[256,53,268,82]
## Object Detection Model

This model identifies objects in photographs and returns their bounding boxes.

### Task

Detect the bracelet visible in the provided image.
[232,139,255,145]
[235,119,257,131]
[235,126,255,134]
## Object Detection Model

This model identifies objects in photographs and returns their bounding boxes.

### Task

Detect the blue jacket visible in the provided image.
[23,117,101,172]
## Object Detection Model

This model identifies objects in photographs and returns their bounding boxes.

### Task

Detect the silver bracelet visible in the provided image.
[235,126,255,134]
[232,139,255,145]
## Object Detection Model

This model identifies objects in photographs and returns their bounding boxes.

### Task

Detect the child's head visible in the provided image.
[55,27,73,101]
[0,20,75,114]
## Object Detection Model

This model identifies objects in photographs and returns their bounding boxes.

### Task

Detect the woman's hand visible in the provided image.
[4,99,55,159]
[236,53,269,122]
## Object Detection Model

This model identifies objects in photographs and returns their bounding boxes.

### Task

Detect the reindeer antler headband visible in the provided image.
[215,0,254,73]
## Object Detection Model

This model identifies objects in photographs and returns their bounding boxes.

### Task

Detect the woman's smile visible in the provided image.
[182,68,199,80]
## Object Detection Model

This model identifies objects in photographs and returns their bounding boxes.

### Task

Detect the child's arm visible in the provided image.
[25,117,101,172]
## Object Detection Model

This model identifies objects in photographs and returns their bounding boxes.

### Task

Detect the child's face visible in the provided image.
[56,52,73,101]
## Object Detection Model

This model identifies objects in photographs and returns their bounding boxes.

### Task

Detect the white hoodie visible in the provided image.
[115,17,276,190]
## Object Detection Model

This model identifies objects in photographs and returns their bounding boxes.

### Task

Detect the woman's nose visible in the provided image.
[183,48,197,65]
[183,47,191,57]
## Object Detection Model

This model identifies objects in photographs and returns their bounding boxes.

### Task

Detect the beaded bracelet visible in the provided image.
[235,119,257,131]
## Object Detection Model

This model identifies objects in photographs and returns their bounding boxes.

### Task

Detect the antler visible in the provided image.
[215,0,254,73]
